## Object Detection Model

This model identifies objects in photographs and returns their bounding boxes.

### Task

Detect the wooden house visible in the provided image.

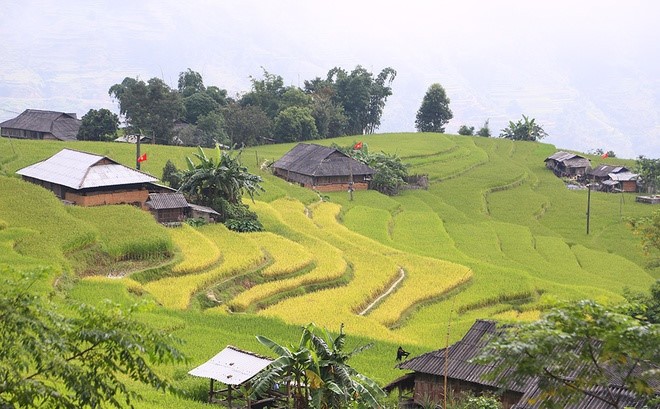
[544,151,591,178]
[16,149,167,209]
[385,320,657,409]
[272,143,375,192]
[0,109,81,141]
[588,164,639,192]
[146,193,190,223]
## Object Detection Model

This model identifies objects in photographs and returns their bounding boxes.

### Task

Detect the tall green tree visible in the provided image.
[273,106,318,142]
[325,65,397,135]
[458,125,474,136]
[252,324,385,409]
[240,68,287,119]
[0,268,184,408]
[223,103,273,147]
[77,108,119,141]
[476,119,491,137]
[109,77,184,144]
[183,92,220,124]
[177,68,205,97]
[635,156,660,194]
[499,114,547,141]
[415,83,453,133]
[475,300,660,409]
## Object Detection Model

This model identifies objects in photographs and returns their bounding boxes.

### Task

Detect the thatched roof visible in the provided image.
[0,109,81,141]
[273,143,375,177]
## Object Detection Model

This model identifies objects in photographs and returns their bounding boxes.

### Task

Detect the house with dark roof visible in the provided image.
[0,109,81,141]
[272,143,375,192]
[385,320,658,409]
[146,193,190,223]
[544,151,591,178]
[588,164,639,192]
[16,149,168,209]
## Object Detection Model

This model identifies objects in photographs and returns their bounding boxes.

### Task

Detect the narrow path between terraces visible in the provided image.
[358,267,405,316]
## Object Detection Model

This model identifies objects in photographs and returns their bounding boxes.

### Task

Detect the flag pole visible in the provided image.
[136,132,141,170]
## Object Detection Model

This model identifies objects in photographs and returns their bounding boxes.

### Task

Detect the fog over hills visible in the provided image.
[1,0,658,158]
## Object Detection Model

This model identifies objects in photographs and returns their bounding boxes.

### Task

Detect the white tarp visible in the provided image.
[188,346,272,386]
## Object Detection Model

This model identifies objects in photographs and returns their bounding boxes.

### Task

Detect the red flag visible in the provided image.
[601,152,608,159]
[353,141,363,150]
[137,153,147,163]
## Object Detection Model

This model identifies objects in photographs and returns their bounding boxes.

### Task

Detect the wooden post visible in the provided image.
[136,133,141,170]
[209,378,214,403]
[586,184,592,235]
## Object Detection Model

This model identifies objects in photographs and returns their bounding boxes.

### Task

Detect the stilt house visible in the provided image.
[544,151,591,177]
[0,109,81,141]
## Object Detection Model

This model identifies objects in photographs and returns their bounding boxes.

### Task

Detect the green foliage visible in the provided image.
[415,83,453,133]
[223,102,273,147]
[635,155,660,194]
[475,300,660,408]
[476,119,491,137]
[77,108,119,141]
[162,159,181,189]
[183,92,219,123]
[0,267,185,408]
[498,114,547,141]
[179,145,264,206]
[623,281,660,324]
[335,142,409,195]
[458,125,475,136]
[253,323,385,409]
[177,68,205,97]
[109,77,184,145]
[273,106,319,142]
[323,65,397,134]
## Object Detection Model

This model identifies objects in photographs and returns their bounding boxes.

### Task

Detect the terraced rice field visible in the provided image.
[0,133,656,348]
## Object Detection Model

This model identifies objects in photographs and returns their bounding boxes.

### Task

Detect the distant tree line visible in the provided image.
[82,66,396,147]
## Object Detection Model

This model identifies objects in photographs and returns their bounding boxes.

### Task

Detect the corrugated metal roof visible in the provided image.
[16,148,158,189]
[0,109,80,140]
[147,193,189,210]
[589,164,630,178]
[273,143,375,177]
[189,203,220,215]
[188,345,273,385]
[608,171,638,181]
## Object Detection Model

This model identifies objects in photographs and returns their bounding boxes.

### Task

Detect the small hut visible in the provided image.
[588,164,639,192]
[189,345,282,408]
[146,193,190,224]
[272,143,375,192]
[544,151,591,178]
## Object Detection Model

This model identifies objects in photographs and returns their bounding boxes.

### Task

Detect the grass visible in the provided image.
[1,134,658,408]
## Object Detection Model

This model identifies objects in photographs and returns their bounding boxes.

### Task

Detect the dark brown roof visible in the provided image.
[147,193,189,210]
[391,319,658,409]
[273,143,375,177]
[544,151,591,168]
[0,109,81,141]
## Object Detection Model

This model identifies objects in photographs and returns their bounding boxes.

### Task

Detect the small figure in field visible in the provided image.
[396,346,410,361]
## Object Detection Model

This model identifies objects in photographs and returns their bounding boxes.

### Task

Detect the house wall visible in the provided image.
[314,182,369,192]
[152,208,187,223]
[65,189,150,209]
[413,374,522,409]
[621,180,637,192]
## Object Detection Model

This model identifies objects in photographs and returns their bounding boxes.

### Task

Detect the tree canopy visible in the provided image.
[499,115,547,141]
[635,156,660,194]
[0,267,184,408]
[415,83,453,133]
[77,108,119,141]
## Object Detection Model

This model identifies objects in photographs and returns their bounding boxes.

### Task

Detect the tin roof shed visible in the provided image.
[16,148,158,189]
[188,345,272,386]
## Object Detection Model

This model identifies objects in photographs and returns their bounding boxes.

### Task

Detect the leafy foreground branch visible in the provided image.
[0,267,185,408]
[474,300,660,409]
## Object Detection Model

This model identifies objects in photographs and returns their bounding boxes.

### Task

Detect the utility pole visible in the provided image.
[586,184,592,235]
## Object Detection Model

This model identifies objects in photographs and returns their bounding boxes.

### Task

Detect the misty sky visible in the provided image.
[1,0,658,157]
